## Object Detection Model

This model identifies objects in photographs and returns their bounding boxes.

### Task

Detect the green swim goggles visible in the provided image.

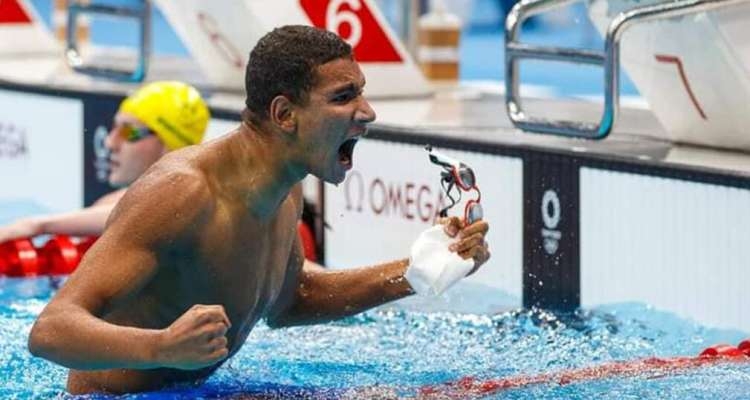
[116,123,154,143]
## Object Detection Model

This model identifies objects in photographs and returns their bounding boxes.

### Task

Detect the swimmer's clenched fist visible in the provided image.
[157,305,231,370]
[26,25,492,395]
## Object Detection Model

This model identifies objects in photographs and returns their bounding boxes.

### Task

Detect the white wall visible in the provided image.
[581,167,750,332]
[0,89,83,214]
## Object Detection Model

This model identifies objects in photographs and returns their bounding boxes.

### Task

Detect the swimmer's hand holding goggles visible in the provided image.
[426,145,483,224]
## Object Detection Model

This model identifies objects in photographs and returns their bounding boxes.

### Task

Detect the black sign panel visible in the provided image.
[82,95,123,206]
[523,153,580,311]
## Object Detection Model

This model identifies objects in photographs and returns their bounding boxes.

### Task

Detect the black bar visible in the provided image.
[523,153,580,311]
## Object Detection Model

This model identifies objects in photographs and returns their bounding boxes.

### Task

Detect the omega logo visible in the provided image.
[541,189,562,255]
[0,122,29,159]
[93,125,110,182]
[344,171,447,223]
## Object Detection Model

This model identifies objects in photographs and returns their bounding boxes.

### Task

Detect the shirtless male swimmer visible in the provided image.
[28,25,491,394]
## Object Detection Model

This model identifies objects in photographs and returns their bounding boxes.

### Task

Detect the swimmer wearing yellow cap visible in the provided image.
[28,26,489,395]
[0,81,209,244]
[108,81,210,187]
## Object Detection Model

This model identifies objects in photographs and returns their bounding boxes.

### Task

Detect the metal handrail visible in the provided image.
[505,0,749,139]
[65,1,151,82]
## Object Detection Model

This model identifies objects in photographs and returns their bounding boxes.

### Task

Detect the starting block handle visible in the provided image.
[504,0,749,139]
[65,1,152,82]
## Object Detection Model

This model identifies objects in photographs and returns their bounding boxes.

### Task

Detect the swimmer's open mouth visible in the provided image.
[338,138,358,167]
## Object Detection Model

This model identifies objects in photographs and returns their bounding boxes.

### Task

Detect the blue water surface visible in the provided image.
[2,278,749,399]
[4,2,743,398]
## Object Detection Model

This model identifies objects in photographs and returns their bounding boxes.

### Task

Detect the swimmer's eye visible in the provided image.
[118,124,154,142]
[331,91,355,103]
[330,84,365,104]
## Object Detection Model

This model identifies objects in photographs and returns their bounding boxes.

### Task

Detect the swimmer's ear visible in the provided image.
[269,95,297,133]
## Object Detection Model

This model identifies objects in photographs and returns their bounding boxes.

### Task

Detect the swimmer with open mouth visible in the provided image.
[28,25,491,395]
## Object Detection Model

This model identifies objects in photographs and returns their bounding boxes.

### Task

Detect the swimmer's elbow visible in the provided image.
[28,308,73,361]
[28,315,55,359]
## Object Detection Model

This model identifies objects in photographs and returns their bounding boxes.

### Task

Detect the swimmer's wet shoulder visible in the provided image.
[35,130,305,393]
[26,25,491,395]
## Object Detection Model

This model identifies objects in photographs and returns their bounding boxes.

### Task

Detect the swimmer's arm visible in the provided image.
[28,173,211,370]
[268,218,491,327]
[0,205,112,242]
[0,189,124,243]
[91,188,127,207]
[28,235,165,369]
[38,189,126,236]
[266,235,413,327]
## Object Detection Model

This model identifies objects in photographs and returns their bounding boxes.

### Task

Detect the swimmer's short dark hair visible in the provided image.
[244,25,353,123]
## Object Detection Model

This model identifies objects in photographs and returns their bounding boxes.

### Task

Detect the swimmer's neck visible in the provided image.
[220,121,307,220]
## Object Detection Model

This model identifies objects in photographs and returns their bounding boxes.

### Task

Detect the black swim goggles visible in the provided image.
[426,145,483,224]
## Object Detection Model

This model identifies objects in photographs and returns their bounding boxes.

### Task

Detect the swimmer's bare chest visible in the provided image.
[71,195,301,393]
[108,194,299,352]
[70,196,300,394]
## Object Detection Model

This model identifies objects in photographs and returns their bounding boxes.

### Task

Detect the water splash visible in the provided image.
[1,280,748,399]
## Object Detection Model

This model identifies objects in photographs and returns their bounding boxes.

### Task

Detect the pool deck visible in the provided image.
[4,48,750,179]
[5,51,750,181]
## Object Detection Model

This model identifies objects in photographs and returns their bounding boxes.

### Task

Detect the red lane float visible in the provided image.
[0,236,98,277]
[699,343,746,358]
[75,235,98,255]
[1,222,319,277]
[39,236,81,275]
[0,238,40,276]
[419,339,750,399]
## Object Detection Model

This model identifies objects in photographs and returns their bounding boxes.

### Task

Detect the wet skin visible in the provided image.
[27,58,490,394]
[66,140,304,392]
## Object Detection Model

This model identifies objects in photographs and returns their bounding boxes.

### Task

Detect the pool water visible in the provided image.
[1,278,749,399]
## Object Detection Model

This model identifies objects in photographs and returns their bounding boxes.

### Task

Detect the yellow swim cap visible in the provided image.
[118,81,210,150]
